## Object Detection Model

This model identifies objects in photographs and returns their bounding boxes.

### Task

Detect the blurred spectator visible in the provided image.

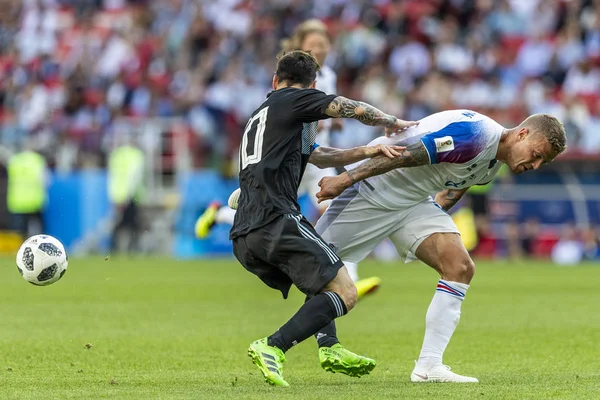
[551,224,585,265]
[108,139,144,253]
[563,58,600,96]
[433,19,473,75]
[522,217,542,257]
[487,0,526,37]
[0,0,599,170]
[0,148,9,230]
[555,22,585,74]
[389,37,431,88]
[1,0,600,259]
[582,226,599,260]
[515,30,555,78]
[581,100,600,152]
[505,220,524,259]
[6,142,48,239]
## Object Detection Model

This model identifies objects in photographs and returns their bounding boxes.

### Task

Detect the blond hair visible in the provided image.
[280,19,329,55]
[521,113,567,156]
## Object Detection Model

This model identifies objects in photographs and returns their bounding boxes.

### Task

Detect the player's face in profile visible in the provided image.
[302,32,330,66]
[510,131,553,174]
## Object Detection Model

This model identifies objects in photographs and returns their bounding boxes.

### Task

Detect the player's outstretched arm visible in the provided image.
[316,141,429,202]
[434,188,469,212]
[308,144,405,169]
[324,96,418,136]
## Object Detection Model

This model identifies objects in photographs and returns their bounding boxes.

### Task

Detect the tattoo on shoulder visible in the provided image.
[396,141,430,166]
[326,96,397,127]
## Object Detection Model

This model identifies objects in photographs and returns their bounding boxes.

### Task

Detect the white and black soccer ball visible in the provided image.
[16,235,68,286]
[228,188,241,210]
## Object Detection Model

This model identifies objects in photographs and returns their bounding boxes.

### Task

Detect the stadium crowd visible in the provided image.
[1,0,600,172]
[1,0,600,259]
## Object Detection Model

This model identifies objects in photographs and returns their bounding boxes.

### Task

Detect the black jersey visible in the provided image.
[230,87,337,239]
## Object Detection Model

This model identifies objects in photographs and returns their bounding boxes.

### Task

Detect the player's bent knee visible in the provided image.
[444,257,476,284]
[325,280,357,311]
[339,283,358,311]
[322,266,358,311]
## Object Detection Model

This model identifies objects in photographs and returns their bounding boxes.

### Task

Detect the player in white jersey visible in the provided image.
[195,19,381,298]
[314,110,567,383]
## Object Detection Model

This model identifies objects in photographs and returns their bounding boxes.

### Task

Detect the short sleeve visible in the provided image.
[420,120,488,164]
[291,88,337,122]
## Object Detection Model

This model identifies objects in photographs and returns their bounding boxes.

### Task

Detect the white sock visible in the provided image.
[215,206,236,225]
[344,261,359,282]
[415,279,469,369]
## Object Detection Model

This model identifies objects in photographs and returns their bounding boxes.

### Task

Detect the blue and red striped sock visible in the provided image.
[415,280,469,369]
[436,279,467,300]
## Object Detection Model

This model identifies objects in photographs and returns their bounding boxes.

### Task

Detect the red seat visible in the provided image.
[473,235,497,258]
[532,233,560,258]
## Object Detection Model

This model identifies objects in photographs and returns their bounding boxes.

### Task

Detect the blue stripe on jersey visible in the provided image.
[420,120,486,164]
[421,135,438,164]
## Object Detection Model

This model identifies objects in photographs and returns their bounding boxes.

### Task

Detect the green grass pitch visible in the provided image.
[0,255,599,399]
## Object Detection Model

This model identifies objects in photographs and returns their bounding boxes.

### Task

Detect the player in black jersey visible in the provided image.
[233,50,417,387]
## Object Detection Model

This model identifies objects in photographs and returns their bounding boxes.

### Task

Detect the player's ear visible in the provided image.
[518,127,529,141]
[272,75,278,90]
[310,80,316,89]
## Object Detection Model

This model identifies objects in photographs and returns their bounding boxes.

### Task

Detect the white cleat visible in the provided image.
[411,364,479,383]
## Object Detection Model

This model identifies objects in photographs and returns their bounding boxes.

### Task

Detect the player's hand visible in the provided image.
[365,144,405,158]
[317,174,351,203]
[384,118,419,137]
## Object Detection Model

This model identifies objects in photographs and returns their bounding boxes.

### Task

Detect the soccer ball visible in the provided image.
[228,188,241,210]
[16,235,68,286]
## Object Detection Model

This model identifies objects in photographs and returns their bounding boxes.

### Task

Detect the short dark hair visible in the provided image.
[275,50,320,88]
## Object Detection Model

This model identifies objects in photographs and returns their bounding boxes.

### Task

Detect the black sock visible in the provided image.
[315,321,340,348]
[268,292,347,353]
[305,296,340,348]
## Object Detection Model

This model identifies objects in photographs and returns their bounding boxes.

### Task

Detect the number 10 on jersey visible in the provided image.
[240,107,269,170]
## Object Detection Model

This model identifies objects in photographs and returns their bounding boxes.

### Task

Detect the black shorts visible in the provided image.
[232,213,344,299]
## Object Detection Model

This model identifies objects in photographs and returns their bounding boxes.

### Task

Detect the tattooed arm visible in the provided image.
[324,96,397,126]
[308,144,405,169]
[316,141,430,202]
[434,188,469,212]
[325,96,418,135]
[345,141,429,184]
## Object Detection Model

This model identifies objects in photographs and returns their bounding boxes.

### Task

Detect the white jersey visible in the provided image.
[314,65,337,147]
[354,110,505,209]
